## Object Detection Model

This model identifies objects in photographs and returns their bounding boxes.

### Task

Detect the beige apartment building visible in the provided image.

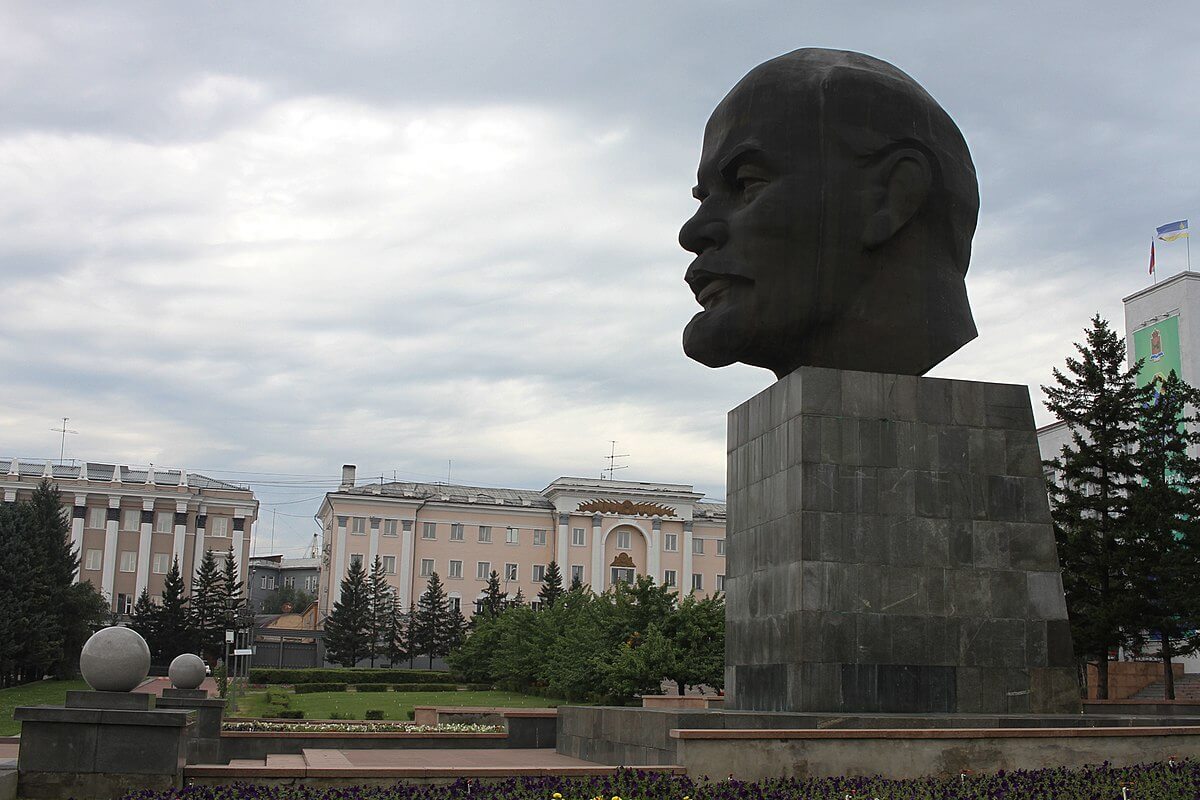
[316,466,726,618]
[1,458,257,615]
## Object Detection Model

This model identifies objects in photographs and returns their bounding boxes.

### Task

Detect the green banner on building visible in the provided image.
[1133,315,1183,390]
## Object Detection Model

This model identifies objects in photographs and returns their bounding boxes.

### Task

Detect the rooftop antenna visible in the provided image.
[603,440,629,480]
[50,417,79,465]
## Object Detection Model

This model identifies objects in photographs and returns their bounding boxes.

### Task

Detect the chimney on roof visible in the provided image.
[340,464,356,490]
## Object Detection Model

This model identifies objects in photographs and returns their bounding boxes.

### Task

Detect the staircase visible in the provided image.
[1131,672,1200,701]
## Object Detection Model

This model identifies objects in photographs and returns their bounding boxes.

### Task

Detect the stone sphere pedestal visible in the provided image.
[79,626,150,693]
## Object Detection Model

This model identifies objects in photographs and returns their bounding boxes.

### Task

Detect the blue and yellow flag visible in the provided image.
[1157,219,1189,242]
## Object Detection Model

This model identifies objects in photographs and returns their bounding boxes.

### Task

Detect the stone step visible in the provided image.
[302,749,354,769]
[265,754,307,768]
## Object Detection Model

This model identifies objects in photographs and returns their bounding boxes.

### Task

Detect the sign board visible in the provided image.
[234,648,253,656]
[1133,315,1183,390]
[225,631,234,643]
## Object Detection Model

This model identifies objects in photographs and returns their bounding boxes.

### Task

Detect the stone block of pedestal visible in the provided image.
[157,690,226,764]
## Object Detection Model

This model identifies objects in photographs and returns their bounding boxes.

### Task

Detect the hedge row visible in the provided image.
[392,683,459,692]
[294,683,347,694]
[291,682,466,694]
[250,668,454,685]
[354,683,389,692]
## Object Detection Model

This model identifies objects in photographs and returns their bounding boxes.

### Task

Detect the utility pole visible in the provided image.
[50,418,78,465]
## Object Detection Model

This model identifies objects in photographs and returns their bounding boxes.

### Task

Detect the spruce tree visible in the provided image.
[511,587,526,608]
[220,544,245,632]
[323,558,371,666]
[129,589,161,661]
[1043,315,1151,698]
[538,561,564,608]
[157,556,193,662]
[479,570,506,619]
[414,572,450,669]
[569,571,584,592]
[190,550,227,662]
[386,600,410,667]
[366,556,394,667]
[446,603,468,653]
[404,602,420,668]
[1127,371,1200,699]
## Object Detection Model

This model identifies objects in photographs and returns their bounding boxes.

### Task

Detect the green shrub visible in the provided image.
[275,709,304,719]
[328,710,354,720]
[265,689,291,707]
[392,682,459,692]
[250,668,452,685]
[405,709,415,721]
[465,683,494,691]
[364,709,384,720]
[353,684,389,692]
[293,683,347,694]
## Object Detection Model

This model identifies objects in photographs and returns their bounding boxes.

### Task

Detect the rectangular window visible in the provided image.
[616,530,632,549]
[155,512,172,533]
[370,518,380,535]
[716,539,726,556]
[119,551,137,572]
[449,595,462,612]
[305,576,318,593]
[352,517,366,535]
[420,558,434,577]
[152,553,170,574]
[402,519,413,533]
[478,525,492,543]
[477,561,491,580]
[117,593,133,615]
[664,533,678,552]
[532,564,546,582]
[612,567,634,585]
[85,549,102,571]
[349,553,363,569]
[716,574,726,591]
[691,573,703,591]
[449,559,463,579]
[209,517,229,537]
[533,529,547,546]
[505,562,518,581]
[382,555,396,574]
[88,508,106,529]
[692,538,705,554]
[450,523,464,541]
[122,509,140,531]
[571,527,585,546]
[422,522,437,540]
[506,527,519,545]
[383,519,398,536]
[259,576,269,590]
[284,576,295,588]
[571,564,584,584]
[664,569,677,587]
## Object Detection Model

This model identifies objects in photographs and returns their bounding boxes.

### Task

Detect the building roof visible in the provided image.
[249,556,319,570]
[342,480,555,509]
[0,458,249,492]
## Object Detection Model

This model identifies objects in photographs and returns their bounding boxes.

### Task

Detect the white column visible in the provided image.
[648,517,662,581]
[233,510,246,584]
[101,496,120,605]
[399,520,415,608]
[135,499,153,597]
[70,494,87,580]
[555,513,569,570]
[332,516,348,606]
[172,500,188,569]
[192,506,207,580]
[590,514,605,592]
[367,518,379,570]
[682,521,694,593]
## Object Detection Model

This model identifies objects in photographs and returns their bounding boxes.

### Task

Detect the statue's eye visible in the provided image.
[734,165,769,201]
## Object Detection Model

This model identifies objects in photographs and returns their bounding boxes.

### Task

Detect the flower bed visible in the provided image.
[222,720,502,734]
[126,762,1200,799]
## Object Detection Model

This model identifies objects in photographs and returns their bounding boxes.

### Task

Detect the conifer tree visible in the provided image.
[414,572,450,668]
[220,544,245,632]
[479,570,506,620]
[510,587,526,608]
[386,600,410,667]
[1127,371,1200,699]
[404,602,420,668]
[366,556,394,667]
[569,571,584,592]
[129,589,161,660]
[538,561,564,608]
[157,556,193,662]
[446,603,468,652]
[1043,315,1151,698]
[190,550,227,662]
[323,558,371,667]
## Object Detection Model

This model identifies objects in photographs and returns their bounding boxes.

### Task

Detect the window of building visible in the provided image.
[402,519,413,533]
[664,533,678,552]
[478,525,492,543]
[420,558,434,578]
[337,516,347,532]
[533,529,547,546]
[351,517,366,535]
[152,553,170,574]
[664,569,677,587]
[88,508,106,529]
[532,564,546,582]
[571,564,584,584]
[119,551,137,572]
[530,601,543,612]
[477,561,491,580]
[121,509,140,531]
[382,556,396,575]
[210,517,229,537]
[616,530,632,550]
[155,512,173,533]
[305,576,318,593]
[691,573,703,591]
[349,553,363,569]
[449,559,463,579]
[370,518,381,534]
[383,519,398,536]
[692,538,705,554]
[505,563,518,581]
[421,522,436,539]
[449,595,461,612]
[450,523,464,541]
[117,593,133,615]
[716,574,726,591]
[612,567,634,585]
[85,549,102,571]
[260,575,275,590]
[571,527,585,546]
[506,527,519,545]
[717,539,725,556]
[284,576,295,588]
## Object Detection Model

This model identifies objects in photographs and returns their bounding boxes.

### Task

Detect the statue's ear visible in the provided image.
[862,148,932,250]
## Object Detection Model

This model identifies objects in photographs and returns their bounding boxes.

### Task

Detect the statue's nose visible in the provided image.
[679,208,728,255]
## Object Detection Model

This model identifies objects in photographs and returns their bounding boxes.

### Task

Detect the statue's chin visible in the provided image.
[683,313,742,369]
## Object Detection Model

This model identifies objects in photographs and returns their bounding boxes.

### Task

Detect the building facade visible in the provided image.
[316,465,726,619]
[248,554,320,613]
[0,458,257,616]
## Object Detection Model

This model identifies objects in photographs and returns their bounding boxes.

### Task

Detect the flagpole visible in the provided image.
[1188,233,1192,272]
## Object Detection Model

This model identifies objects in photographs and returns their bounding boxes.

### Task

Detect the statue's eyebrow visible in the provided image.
[717,140,765,174]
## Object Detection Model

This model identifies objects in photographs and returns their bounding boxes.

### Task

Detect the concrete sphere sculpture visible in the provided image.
[168,653,206,690]
[79,626,151,692]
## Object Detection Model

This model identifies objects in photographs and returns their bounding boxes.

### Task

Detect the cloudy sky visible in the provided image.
[2,2,1197,557]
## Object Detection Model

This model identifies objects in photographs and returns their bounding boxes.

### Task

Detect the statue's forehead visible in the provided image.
[700,71,821,163]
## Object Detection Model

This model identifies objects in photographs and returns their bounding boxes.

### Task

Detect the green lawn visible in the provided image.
[1,679,89,736]
[231,688,567,721]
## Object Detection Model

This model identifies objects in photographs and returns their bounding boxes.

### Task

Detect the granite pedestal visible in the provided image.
[724,367,1078,714]
[157,688,226,765]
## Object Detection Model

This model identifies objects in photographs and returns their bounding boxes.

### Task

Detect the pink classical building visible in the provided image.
[316,466,726,618]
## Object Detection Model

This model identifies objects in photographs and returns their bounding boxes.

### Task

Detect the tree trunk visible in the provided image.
[1096,657,1109,700]
[1163,634,1176,701]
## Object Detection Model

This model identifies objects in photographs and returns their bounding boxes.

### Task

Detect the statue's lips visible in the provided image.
[688,268,752,310]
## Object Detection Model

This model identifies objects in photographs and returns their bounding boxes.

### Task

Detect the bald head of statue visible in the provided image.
[680,48,979,378]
